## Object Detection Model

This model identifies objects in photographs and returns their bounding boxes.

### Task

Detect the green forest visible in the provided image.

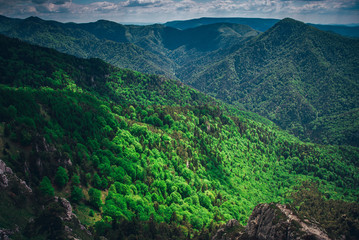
[0,34,358,239]
[1,16,358,148]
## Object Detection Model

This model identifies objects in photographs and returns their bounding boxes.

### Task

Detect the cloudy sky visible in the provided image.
[0,0,358,25]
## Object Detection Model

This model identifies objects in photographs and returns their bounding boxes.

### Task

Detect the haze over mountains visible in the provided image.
[165,17,359,38]
[1,15,358,146]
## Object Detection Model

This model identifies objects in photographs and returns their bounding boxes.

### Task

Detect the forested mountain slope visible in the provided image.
[0,15,258,78]
[0,34,358,239]
[0,15,176,77]
[1,16,358,147]
[178,18,359,146]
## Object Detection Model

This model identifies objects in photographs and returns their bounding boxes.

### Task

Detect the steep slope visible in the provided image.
[0,35,358,239]
[179,18,359,146]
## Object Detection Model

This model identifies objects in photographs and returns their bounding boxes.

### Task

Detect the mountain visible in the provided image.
[0,15,258,79]
[178,18,359,146]
[0,34,358,239]
[0,15,358,147]
[0,15,176,77]
[165,17,280,32]
[166,17,359,38]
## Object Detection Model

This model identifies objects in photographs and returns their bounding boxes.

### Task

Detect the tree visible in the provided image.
[89,188,102,210]
[39,176,54,197]
[71,174,80,186]
[93,173,102,189]
[71,186,84,203]
[54,166,69,188]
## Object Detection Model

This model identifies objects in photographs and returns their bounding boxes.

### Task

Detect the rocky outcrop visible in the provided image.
[213,203,331,240]
[24,197,92,239]
[28,136,72,178]
[211,219,244,240]
[246,203,330,240]
[0,159,90,239]
[0,159,32,192]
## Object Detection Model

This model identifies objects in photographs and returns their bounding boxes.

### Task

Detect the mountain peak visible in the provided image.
[259,17,310,42]
[273,17,307,30]
[25,16,43,22]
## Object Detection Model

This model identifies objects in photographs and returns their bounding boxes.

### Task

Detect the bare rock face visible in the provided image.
[246,203,331,240]
[0,159,32,193]
[213,203,331,240]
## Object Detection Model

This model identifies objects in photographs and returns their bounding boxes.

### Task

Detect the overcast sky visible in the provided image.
[0,0,358,25]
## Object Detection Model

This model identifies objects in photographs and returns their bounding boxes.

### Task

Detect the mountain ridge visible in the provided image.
[178,18,359,146]
[165,16,359,38]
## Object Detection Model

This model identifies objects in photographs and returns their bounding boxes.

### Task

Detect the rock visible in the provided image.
[212,219,244,240]
[0,159,32,193]
[0,228,13,240]
[61,199,73,221]
[213,203,332,240]
[226,219,240,228]
[245,203,331,240]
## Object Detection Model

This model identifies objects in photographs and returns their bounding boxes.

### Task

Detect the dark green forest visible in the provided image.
[179,18,359,146]
[0,34,358,239]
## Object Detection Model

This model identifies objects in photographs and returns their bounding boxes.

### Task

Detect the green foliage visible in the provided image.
[71,186,84,203]
[290,181,359,239]
[54,166,69,188]
[39,176,54,197]
[89,188,102,210]
[72,174,80,186]
[178,19,359,146]
[1,16,358,145]
[0,33,358,240]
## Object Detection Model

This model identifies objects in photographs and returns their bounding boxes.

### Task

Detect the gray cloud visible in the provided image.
[32,0,48,4]
[0,0,358,24]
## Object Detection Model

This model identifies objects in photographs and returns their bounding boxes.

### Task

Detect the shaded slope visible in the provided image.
[179,18,359,146]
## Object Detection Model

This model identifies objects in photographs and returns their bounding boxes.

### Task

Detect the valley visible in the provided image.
[0,15,358,239]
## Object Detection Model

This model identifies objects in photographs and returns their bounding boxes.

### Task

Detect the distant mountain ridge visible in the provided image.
[0,15,259,78]
[165,17,359,38]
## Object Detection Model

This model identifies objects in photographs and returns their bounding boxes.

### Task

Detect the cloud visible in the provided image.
[32,0,48,4]
[0,0,358,24]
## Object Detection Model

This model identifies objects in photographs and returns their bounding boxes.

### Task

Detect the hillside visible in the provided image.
[0,15,176,77]
[1,15,358,147]
[0,15,258,79]
[0,34,358,239]
[178,18,359,146]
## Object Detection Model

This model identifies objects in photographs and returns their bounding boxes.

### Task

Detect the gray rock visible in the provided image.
[213,203,331,240]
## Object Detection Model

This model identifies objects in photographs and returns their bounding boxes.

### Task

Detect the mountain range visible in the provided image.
[0,31,358,239]
[0,15,358,147]
[165,17,359,38]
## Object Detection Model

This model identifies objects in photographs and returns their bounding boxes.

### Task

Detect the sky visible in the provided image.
[0,0,358,25]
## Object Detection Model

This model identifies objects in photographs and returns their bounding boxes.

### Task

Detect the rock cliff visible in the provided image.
[213,203,331,240]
